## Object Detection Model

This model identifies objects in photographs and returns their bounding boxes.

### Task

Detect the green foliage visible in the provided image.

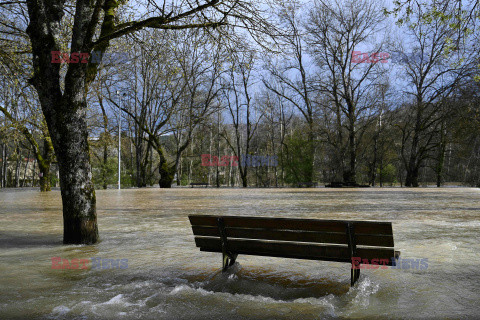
[280,129,314,185]
[377,164,397,186]
[120,169,134,188]
[179,174,191,186]
[49,172,58,188]
[92,157,117,188]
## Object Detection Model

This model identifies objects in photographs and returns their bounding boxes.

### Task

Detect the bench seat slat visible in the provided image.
[189,215,393,235]
[192,226,348,244]
[194,236,396,265]
[191,226,394,247]
[356,234,394,247]
[195,236,350,262]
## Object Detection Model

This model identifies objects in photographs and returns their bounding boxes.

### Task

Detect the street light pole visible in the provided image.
[117,91,121,190]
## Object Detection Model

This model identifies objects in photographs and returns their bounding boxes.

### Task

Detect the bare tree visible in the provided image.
[220,49,262,187]
[113,27,224,188]
[264,1,317,183]
[393,1,476,186]
[167,27,225,187]
[306,0,388,185]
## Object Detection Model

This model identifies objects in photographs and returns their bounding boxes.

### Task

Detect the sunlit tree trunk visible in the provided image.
[26,0,98,244]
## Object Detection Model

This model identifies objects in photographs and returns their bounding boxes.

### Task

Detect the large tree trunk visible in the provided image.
[55,99,98,244]
[34,92,98,242]
[405,167,419,187]
[405,160,419,187]
[241,171,247,187]
[159,162,175,188]
[157,146,175,188]
[26,0,98,244]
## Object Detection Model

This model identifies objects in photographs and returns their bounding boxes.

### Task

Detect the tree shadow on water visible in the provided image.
[0,231,62,248]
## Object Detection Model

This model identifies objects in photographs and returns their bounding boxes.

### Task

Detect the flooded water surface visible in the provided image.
[0,188,479,319]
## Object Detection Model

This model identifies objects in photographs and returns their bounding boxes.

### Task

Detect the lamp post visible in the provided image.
[117,90,121,190]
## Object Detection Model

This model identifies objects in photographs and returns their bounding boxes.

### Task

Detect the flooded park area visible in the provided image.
[0,187,479,319]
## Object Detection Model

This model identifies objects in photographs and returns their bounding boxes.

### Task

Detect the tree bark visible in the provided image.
[157,145,175,188]
[405,162,419,187]
[54,99,98,244]
[26,0,98,244]
[159,162,175,188]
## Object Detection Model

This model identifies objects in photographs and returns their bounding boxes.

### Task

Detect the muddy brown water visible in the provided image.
[0,187,479,319]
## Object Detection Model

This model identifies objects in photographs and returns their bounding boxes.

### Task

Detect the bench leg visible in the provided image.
[222,252,237,271]
[351,267,360,286]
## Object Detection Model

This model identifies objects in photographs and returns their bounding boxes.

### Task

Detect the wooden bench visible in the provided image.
[188,215,400,286]
[297,182,318,188]
[190,182,208,188]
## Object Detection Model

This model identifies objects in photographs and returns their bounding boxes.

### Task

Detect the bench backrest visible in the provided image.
[189,215,396,265]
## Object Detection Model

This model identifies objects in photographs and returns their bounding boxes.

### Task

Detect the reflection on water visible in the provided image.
[0,187,479,319]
